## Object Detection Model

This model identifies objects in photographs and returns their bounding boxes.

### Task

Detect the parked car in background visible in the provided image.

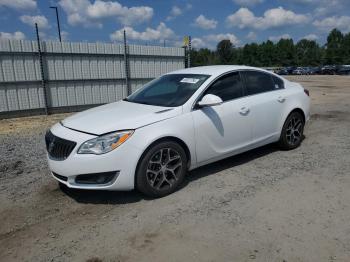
[337,65,350,75]
[321,65,337,75]
[276,66,296,75]
[46,65,310,197]
[276,68,289,75]
[292,67,306,75]
[286,66,296,75]
[309,67,322,75]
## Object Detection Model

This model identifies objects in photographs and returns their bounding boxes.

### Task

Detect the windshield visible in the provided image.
[125,74,210,107]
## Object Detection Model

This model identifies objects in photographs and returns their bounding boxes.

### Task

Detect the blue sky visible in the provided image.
[1,0,350,49]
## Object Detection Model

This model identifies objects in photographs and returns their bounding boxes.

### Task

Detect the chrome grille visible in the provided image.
[45,131,76,160]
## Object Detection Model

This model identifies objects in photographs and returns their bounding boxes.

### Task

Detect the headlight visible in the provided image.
[78,130,134,155]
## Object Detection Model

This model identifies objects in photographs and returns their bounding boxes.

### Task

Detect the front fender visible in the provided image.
[128,112,197,170]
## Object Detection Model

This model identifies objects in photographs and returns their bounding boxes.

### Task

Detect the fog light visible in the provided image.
[75,171,119,185]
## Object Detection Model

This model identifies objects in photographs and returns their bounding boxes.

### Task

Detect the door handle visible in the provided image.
[277,96,286,103]
[239,107,250,115]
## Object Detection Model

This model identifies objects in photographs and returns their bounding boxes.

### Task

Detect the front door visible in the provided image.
[191,72,252,164]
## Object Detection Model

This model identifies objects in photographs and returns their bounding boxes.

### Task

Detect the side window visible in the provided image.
[272,75,285,90]
[243,71,275,95]
[204,72,243,102]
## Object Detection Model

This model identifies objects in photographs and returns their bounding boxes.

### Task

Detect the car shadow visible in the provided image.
[60,139,302,205]
[59,184,146,204]
[182,143,279,188]
[202,107,224,136]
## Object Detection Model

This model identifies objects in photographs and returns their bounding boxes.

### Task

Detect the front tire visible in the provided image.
[279,111,305,150]
[136,141,187,198]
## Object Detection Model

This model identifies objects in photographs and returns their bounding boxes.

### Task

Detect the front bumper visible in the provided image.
[47,123,143,190]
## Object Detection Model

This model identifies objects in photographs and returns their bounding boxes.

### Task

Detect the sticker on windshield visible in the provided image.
[180,78,200,84]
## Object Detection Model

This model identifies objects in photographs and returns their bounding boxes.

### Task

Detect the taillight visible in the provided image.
[304,89,310,96]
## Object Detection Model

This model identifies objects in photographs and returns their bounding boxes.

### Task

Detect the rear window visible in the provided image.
[272,76,285,90]
[242,71,275,95]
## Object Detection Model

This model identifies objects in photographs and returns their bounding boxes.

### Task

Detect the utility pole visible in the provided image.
[35,23,49,115]
[123,30,131,96]
[188,36,191,68]
[50,6,62,42]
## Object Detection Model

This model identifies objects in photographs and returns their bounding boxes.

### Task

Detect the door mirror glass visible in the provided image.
[197,94,223,107]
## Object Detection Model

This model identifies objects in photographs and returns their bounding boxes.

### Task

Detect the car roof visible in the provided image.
[167,65,273,77]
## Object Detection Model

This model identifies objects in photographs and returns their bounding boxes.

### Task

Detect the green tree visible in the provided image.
[217,40,233,64]
[189,28,348,67]
[276,38,296,66]
[341,32,350,64]
[241,43,261,66]
[296,39,322,66]
[325,28,344,64]
[258,40,276,66]
[191,48,218,66]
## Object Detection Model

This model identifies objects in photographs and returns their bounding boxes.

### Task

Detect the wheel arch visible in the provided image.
[279,107,306,135]
[134,136,191,187]
[288,108,306,123]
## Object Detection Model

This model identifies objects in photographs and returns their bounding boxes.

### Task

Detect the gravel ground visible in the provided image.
[0,75,350,262]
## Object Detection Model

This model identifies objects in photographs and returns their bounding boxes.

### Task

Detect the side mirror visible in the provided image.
[197,94,223,107]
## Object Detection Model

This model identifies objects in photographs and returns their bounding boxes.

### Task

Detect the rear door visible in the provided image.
[241,70,286,143]
[191,72,253,164]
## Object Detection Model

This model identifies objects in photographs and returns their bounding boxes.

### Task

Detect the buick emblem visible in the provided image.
[48,139,55,153]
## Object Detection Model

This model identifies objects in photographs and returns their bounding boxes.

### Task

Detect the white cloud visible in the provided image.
[0,0,36,10]
[191,33,240,49]
[58,0,153,27]
[246,31,257,41]
[268,34,291,42]
[0,31,26,40]
[110,23,175,42]
[285,0,314,3]
[166,4,191,21]
[313,16,350,32]
[61,31,69,41]
[313,1,344,17]
[191,37,207,49]
[193,15,218,30]
[20,15,50,29]
[286,0,350,17]
[170,6,182,16]
[58,0,101,27]
[87,0,153,25]
[227,7,310,30]
[301,34,319,41]
[206,34,240,45]
[233,0,263,6]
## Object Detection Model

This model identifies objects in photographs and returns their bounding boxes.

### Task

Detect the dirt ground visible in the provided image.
[0,75,350,262]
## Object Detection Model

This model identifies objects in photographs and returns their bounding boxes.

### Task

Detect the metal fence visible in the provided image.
[0,39,185,118]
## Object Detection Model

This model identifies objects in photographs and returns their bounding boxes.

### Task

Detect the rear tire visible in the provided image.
[136,141,187,198]
[278,111,305,150]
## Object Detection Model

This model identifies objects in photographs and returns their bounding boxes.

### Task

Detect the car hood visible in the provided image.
[61,101,181,135]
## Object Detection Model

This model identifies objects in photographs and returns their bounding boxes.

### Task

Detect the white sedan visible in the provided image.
[46,65,310,197]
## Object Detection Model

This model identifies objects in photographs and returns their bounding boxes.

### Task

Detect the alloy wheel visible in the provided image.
[146,148,182,191]
[285,116,303,146]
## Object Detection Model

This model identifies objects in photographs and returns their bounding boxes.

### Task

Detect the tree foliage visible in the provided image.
[217,40,234,64]
[191,28,350,67]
